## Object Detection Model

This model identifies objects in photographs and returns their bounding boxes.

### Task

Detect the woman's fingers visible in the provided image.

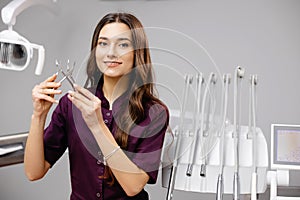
[68,90,92,107]
[68,86,101,113]
[45,73,58,83]
[40,81,61,90]
[74,84,99,102]
[39,88,62,95]
[32,74,62,103]
[33,89,59,104]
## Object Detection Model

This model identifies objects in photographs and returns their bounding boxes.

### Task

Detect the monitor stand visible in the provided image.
[267,170,300,200]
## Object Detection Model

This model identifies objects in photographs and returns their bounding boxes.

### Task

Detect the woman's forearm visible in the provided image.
[91,123,149,196]
[24,114,50,181]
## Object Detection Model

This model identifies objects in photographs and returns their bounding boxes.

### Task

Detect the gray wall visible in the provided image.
[0,0,300,199]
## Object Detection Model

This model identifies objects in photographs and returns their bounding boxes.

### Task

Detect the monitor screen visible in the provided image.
[271,124,300,170]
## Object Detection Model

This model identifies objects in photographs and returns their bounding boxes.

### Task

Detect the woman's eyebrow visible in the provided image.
[117,38,132,42]
[98,36,131,42]
[98,36,108,41]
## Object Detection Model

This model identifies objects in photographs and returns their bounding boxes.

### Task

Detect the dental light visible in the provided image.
[0,0,57,75]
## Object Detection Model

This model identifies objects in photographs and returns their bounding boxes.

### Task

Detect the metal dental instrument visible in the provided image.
[216,74,231,200]
[55,59,76,90]
[250,75,258,200]
[233,66,245,200]
[186,73,204,177]
[166,74,193,200]
[199,72,217,177]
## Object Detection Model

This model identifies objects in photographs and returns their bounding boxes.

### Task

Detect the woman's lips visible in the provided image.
[104,61,122,67]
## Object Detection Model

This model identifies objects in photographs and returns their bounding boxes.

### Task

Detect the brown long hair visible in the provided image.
[85,13,166,185]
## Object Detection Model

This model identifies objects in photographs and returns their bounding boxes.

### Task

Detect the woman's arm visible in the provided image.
[68,85,150,196]
[93,122,150,196]
[24,74,61,181]
[24,114,51,180]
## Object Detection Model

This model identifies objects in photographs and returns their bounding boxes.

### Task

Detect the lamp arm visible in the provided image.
[1,0,57,27]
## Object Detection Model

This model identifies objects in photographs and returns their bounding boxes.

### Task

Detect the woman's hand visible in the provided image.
[67,84,104,130]
[32,74,62,117]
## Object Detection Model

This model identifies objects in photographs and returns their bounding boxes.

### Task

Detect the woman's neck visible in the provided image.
[102,75,130,108]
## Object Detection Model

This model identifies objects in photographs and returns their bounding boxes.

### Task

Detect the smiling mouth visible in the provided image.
[104,61,122,67]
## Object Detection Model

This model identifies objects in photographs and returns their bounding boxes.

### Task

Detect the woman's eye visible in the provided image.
[99,42,108,47]
[119,43,129,48]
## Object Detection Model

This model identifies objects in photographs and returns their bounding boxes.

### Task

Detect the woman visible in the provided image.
[24,13,169,200]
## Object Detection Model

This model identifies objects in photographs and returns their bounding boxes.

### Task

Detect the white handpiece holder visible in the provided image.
[161,114,269,195]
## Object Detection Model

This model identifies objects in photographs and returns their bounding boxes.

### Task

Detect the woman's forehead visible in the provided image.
[98,22,132,40]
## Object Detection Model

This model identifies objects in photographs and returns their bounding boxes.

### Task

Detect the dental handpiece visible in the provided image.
[199,72,217,177]
[250,75,258,200]
[233,66,245,200]
[166,75,192,200]
[186,73,204,177]
[216,74,230,200]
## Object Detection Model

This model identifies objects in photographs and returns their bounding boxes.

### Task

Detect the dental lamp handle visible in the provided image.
[35,45,45,75]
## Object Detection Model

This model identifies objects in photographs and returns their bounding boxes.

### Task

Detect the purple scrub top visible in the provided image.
[43,79,169,200]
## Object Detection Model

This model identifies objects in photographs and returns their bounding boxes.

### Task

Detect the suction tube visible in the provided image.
[250,75,258,200]
[199,72,217,177]
[186,73,204,177]
[233,66,245,200]
[166,74,193,200]
[216,74,231,200]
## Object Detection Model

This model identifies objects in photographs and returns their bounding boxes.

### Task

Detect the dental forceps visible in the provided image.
[55,59,76,90]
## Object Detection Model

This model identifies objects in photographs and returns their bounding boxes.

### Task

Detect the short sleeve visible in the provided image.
[127,103,169,184]
[44,95,68,167]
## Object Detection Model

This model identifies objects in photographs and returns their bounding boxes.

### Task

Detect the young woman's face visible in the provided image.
[95,22,134,79]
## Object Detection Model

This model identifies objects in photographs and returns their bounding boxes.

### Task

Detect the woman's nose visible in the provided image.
[107,44,117,59]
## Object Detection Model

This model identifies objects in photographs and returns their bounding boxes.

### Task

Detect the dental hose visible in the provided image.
[186,73,203,177]
[166,74,193,200]
[250,75,258,200]
[216,74,231,200]
[200,72,217,177]
[233,66,244,200]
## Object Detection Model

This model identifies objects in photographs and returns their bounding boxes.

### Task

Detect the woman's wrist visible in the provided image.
[31,112,47,122]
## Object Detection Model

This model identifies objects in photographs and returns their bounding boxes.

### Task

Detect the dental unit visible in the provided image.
[161,66,270,200]
[166,74,193,200]
[0,0,57,75]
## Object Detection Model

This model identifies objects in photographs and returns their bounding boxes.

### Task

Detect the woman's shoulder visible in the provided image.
[144,100,169,124]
